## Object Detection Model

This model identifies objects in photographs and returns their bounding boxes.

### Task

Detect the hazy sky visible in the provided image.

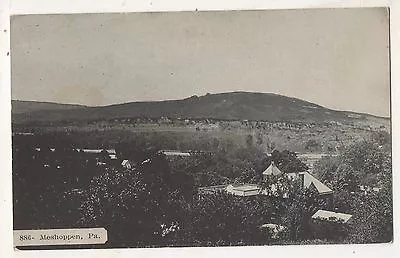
[11,8,390,117]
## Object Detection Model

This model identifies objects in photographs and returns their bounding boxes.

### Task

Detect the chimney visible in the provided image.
[299,173,305,188]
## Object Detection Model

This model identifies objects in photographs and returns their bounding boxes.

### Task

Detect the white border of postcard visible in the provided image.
[1,1,399,258]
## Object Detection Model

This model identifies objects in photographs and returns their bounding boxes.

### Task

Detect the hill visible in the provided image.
[11,92,389,124]
[12,100,86,115]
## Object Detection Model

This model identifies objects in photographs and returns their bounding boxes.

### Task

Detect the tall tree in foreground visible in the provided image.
[78,153,192,247]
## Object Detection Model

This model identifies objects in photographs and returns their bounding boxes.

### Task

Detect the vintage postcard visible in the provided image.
[10,8,392,250]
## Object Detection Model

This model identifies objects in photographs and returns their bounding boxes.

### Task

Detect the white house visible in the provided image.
[226,184,261,197]
[312,210,353,223]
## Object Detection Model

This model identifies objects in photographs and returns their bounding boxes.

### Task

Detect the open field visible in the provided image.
[13,116,390,154]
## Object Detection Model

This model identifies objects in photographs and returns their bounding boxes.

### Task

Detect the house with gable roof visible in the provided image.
[199,160,334,209]
[262,161,283,178]
[286,171,334,209]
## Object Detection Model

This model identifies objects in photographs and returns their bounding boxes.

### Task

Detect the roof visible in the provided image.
[141,158,151,164]
[287,172,333,195]
[302,172,333,194]
[312,210,353,223]
[81,149,103,154]
[121,159,130,165]
[106,149,116,154]
[161,150,191,157]
[230,184,260,192]
[226,184,261,196]
[262,161,283,176]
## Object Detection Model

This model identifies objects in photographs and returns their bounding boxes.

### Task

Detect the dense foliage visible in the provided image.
[313,133,392,243]
[12,128,392,247]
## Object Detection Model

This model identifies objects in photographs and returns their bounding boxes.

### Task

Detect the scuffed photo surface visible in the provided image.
[11,8,391,249]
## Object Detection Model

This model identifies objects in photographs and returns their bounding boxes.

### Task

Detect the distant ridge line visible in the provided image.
[11,91,390,122]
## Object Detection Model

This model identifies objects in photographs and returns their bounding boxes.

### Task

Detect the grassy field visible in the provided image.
[13,117,390,154]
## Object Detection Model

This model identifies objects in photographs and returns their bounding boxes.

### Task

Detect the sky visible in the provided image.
[11,8,390,117]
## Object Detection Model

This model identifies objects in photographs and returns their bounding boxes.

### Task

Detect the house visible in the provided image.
[80,149,103,154]
[96,161,106,166]
[287,171,334,208]
[141,158,151,165]
[226,184,261,197]
[109,154,118,160]
[199,160,333,207]
[286,172,333,195]
[13,132,34,136]
[76,148,118,162]
[262,161,283,177]
[262,161,332,199]
[159,150,191,157]
[312,210,352,223]
[106,149,118,160]
[198,184,261,197]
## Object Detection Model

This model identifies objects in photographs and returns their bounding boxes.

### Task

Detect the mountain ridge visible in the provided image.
[12,92,389,124]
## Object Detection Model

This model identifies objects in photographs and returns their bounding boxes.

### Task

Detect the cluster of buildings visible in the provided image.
[32,147,119,167]
[198,161,352,226]
[33,145,353,227]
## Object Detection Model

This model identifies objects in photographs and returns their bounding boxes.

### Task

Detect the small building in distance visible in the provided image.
[76,148,118,161]
[106,149,118,160]
[121,159,133,169]
[159,150,191,157]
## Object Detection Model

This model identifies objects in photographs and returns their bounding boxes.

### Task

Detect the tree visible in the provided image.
[341,140,391,186]
[305,139,320,152]
[332,164,360,193]
[78,153,191,247]
[310,138,392,244]
[256,131,264,145]
[263,150,308,173]
[234,167,261,184]
[371,130,391,146]
[246,134,254,148]
[171,192,276,246]
[281,179,325,241]
[313,155,341,185]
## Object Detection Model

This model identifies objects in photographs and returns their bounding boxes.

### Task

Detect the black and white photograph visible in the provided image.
[10,7,392,249]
